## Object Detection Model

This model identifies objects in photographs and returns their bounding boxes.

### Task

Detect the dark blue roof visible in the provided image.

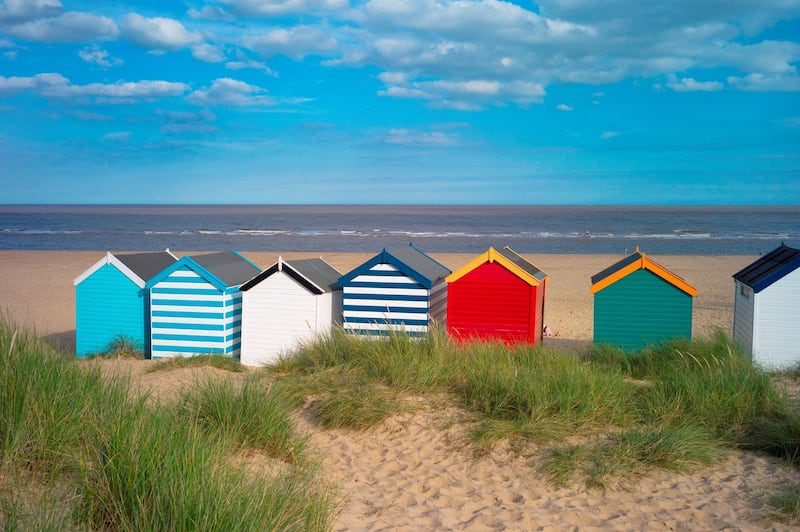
[733,244,800,293]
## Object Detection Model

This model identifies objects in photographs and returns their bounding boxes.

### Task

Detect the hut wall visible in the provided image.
[429,279,448,330]
[532,281,545,344]
[447,262,533,343]
[593,269,692,351]
[752,271,800,369]
[76,264,145,357]
[241,271,338,367]
[149,265,242,358]
[732,281,755,357]
[342,262,430,336]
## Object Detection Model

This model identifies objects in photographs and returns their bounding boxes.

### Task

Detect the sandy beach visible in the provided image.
[3,250,800,530]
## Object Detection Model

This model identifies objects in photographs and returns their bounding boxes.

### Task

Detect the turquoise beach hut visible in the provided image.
[338,244,450,337]
[591,248,698,351]
[146,251,261,359]
[74,250,178,358]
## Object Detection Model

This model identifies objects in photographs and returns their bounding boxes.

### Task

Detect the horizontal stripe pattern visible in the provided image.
[150,264,242,358]
[341,263,432,336]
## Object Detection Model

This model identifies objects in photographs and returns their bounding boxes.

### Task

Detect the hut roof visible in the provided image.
[590,248,697,296]
[190,251,261,287]
[116,251,179,282]
[241,257,341,294]
[73,250,177,288]
[146,250,260,290]
[339,243,450,289]
[446,246,548,285]
[733,243,800,293]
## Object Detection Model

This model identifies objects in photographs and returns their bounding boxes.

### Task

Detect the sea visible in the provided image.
[1,205,798,255]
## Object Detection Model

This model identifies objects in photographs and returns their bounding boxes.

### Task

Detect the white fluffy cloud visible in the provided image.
[122,13,201,51]
[192,43,226,63]
[186,77,276,106]
[667,75,723,92]
[0,0,62,23]
[727,72,800,92]
[242,25,337,59]
[221,0,348,17]
[378,75,545,109]
[0,73,189,101]
[3,0,799,113]
[79,45,122,67]
[3,11,119,42]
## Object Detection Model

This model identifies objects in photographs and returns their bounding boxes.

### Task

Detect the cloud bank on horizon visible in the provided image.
[0,0,798,204]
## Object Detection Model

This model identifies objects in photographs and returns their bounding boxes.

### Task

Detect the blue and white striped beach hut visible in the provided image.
[338,244,451,337]
[145,251,261,358]
[74,250,178,358]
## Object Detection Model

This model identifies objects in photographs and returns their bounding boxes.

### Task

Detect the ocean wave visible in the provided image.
[2,229,82,235]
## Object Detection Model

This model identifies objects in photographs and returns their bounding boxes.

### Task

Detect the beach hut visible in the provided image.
[146,250,260,359]
[591,247,697,351]
[74,250,178,358]
[445,246,548,345]
[239,257,342,366]
[732,243,800,370]
[338,244,450,337]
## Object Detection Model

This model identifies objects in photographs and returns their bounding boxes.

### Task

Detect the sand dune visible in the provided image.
[3,250,799,529]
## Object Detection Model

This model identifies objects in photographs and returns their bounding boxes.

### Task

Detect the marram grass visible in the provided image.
[0,316,337,531]
[145,353,246,373]
[310,384,398,430]
[177,375,308,463]
[277,327,800,493]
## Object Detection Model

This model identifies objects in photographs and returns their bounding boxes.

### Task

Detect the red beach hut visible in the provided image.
[445,246,548,345]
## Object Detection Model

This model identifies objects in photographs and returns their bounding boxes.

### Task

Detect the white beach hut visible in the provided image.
[732,243,800,370]
[239,257,342,366]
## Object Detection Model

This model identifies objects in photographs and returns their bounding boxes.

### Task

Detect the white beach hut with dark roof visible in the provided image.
[732,243,800,370]
[338,244,451,337]
[145,250,261,359]
[74,250,177,358]
[239,257,342,366]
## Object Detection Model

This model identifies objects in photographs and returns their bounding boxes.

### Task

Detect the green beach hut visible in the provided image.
[591,248,697,351]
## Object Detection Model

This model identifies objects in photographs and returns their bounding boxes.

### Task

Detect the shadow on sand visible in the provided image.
[42,330,76,355]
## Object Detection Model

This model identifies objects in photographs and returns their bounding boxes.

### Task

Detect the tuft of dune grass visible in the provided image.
[145,353,246,373]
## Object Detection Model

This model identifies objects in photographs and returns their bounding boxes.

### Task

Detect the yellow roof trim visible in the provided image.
[445,247,545,286]
[590,254,698,296]
[642,257,698,296]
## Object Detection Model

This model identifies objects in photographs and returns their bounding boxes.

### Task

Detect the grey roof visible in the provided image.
[240,257,341,293]
[591,251,643,285]
[385,244,451,283]
[497,246,548,282]
[286,258,341,292]
[191,251,261,287]
[115,251,177,282]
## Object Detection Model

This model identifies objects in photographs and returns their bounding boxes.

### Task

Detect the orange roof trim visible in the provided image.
[590,252,698,296]
[446,246,548,286]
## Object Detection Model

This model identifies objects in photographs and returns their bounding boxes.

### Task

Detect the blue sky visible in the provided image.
[0,0,799,204]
